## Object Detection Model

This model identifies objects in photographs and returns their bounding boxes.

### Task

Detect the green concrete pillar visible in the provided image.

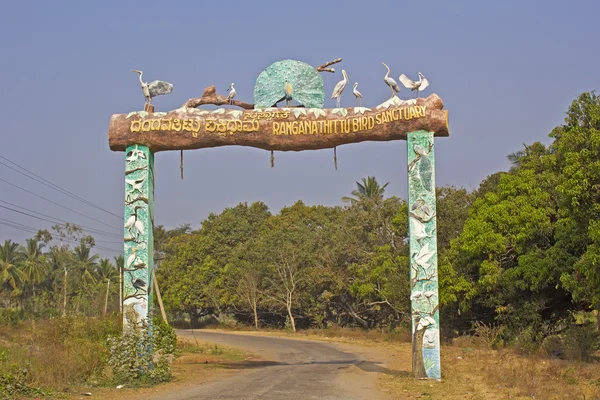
[407,131,441,380]
[123,144,154,331]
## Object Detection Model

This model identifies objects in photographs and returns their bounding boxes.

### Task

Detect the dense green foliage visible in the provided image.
[156,179,471,332]
[0,223,121,317]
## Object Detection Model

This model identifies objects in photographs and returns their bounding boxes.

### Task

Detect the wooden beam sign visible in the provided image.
[108,92,449,153]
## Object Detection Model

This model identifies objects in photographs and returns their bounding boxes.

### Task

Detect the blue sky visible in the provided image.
[0,0,598,257]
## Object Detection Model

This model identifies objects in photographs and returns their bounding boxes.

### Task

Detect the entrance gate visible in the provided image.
[107,59,449,380]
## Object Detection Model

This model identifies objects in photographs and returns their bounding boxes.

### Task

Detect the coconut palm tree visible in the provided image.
[0,240,26,305]
[73,243,98,314]
[20,238,49,311]
[97,258,118,315]
[342,176,389,204]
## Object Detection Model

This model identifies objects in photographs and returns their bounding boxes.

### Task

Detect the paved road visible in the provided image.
[152,330,394,400]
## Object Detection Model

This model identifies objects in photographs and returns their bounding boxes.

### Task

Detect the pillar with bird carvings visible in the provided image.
[123,144,154,331]
[407,130,441,380]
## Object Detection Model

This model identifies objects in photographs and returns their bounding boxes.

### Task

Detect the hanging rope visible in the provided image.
[180,150,184,180]
[334,147,338,170]
[270,150,275,168]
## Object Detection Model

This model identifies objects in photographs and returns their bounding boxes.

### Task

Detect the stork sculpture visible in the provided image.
[226,83,236,105]
[331,69,348,108]
[353,82,362,107]
[131,70,173,108]
[399,72,429,98]
[381,62,400,99]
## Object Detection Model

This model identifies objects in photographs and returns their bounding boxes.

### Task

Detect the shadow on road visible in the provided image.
[208,358,409,377]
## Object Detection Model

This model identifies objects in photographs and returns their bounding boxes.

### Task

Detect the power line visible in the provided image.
[0,200,122,239]
[0,218,122,254]
[0,177,122,232]
[0,155,122,220]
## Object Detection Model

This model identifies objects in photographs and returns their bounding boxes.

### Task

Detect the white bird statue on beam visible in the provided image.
[226,83,236,105]
[399,72,429,98]
[382,62,400,99]
[131,70,173,105]
[353,82,362,107]
[331,69,348,108]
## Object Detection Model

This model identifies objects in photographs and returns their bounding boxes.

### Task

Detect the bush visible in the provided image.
[106,318,177,385]
[562,323,600,361]
[0,368,48,399]
[0,309,25,327]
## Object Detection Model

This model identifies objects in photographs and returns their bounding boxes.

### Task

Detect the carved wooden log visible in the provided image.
[109,93,449,153]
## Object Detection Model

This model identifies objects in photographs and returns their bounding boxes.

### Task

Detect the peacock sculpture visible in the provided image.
[253,60,325,109]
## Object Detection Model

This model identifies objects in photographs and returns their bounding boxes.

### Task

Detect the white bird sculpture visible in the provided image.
[226,83,236,105]
[353,82,362,107]
[131,70,173,105]
[126,146,146,163]
[410,291,423,301]
[125,177,145,194]
[382,62,400,99]
[331,69,348,108]
[399,72,429,98]
[124,206,144,238]
[126,247,138,268]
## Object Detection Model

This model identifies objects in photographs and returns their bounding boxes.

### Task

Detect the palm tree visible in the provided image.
[342,176,389,204]
[74,243,99,287]
[97,258,118,315]
[20,238,49,311]
[0,240,26,305]
[73,243,98,314]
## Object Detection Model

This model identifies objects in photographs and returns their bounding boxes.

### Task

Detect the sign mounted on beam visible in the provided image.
[108,92,448,153]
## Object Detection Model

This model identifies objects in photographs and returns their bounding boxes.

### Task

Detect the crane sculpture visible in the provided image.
[381,62,400,99]
[353,82,362,107]
[131,70,173,109]
[226,83,236,105]
[400,72,429,98]
[331,69,348,108]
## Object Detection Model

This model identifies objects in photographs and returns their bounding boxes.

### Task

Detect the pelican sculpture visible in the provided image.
[284,79,293,107]
[226,83,236,105]
[131,70,173,105]
[331,69,348,108]
[399,72,429,98]
[381,62,400,98]
[353,82,362,107]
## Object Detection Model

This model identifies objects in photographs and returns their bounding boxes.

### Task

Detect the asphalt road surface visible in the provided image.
[151,330,395,400]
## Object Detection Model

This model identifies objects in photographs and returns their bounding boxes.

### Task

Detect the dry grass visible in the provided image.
[0,316,121,392]
[377,337,600,399]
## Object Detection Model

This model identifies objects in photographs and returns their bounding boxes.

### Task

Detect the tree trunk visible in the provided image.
[253,299,259,329]
[412,327,427,378]
[287,304,296,332]
[103,278,110,316]
[62,268,68,317]
[595,309,600,332]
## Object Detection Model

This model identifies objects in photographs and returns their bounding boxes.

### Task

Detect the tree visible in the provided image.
[342,176,389,204]
[0,240,25,305]
[97,258,118,315]
[551,92,600,317]
[51,223,95,316]
[20,238,49,311]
